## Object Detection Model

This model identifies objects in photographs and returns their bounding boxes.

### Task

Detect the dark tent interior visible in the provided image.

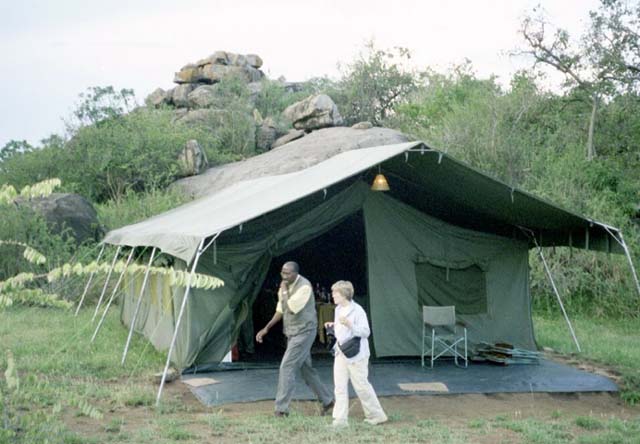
[246,211,369,362]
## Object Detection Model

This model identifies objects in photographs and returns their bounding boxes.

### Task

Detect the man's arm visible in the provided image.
[256,311,283,343]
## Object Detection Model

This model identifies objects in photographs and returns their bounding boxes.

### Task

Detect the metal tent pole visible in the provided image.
[121,247,157,366]
[75,244,105,316]
[519,226,581,352]
[604,227,640,298]
[91,248,135,343]
[92,246,122,322]
[156,234,220,406]
[537,246,582,352]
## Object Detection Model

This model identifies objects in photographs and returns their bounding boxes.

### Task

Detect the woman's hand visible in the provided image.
[324,322,334,329]
[339,316,352,328]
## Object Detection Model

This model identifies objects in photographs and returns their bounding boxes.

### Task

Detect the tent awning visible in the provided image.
[103,141,621,262]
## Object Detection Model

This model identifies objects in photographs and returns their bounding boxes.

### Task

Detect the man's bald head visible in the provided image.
[280,261,299,284]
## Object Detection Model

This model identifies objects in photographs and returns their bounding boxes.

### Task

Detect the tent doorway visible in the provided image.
[246,211,368,362]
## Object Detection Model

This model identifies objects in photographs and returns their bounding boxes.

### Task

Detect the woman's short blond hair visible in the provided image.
[331,280,354,301]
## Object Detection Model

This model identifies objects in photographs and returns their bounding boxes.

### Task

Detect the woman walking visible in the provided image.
[325,280,388,427]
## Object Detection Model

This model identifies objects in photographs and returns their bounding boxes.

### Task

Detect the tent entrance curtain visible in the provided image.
[246,211,369,361]
[415,262,488,315]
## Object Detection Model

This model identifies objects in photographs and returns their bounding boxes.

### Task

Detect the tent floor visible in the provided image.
[182,358,618,407]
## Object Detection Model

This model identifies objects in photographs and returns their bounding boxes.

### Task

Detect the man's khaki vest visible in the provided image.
[282,275,317,337]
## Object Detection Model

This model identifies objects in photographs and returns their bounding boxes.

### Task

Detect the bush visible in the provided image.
[333,41,418,126]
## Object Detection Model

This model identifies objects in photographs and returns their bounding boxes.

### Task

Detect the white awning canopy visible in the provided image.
[103,141,422,262]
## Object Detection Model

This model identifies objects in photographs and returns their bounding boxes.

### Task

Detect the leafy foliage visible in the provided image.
[332,42,418,125]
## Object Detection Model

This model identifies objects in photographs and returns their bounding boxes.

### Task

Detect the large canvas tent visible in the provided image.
[100,141,634,373]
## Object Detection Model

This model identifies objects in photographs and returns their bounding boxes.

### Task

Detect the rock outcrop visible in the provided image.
[174,51,264,85]
[283,94,343,131]
[19,194,103,244]
[272,129,305,149]
[178,140,209,177]
[171,126,410,198]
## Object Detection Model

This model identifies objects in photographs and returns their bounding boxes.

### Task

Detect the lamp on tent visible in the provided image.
[371,165,390,191]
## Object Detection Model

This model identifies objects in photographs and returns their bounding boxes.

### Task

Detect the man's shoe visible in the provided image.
[321,400,334,416]
[274,411,289,418]
[364,416,388,425]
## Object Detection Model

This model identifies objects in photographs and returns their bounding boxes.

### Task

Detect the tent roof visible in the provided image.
[103,141,621,262]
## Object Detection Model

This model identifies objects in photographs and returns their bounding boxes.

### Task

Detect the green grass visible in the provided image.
[1,307,640,443]
[533,315,640,404]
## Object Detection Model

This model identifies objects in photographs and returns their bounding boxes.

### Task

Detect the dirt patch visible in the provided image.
[544,350,623,383]
[217,391,637,421]
[61,356,640,443]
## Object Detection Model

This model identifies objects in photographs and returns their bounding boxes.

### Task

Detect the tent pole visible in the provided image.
[537,247,581,352]
[619,232,640,298]
[92,246,122,322]
[75,244,105,316]
[121,247,157,366]
[91,248,135,343]
[604,228,640,298]
[156,236,216,406]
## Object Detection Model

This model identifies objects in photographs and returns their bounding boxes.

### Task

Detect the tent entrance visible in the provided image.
[244,211,369,362]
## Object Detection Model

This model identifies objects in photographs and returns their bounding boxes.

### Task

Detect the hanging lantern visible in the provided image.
[371,166,390,191]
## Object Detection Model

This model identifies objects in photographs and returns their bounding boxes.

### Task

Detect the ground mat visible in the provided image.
[182,359,618,407]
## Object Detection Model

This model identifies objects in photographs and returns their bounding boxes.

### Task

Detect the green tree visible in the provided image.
[519,0,640,160]
[0,140,34,163]
[335,42,418,125]
[65,86,136,131]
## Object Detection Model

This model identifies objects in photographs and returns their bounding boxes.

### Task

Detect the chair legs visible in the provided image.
[422,327,468,368]
[421,324,425,368]
[431,328,435,369]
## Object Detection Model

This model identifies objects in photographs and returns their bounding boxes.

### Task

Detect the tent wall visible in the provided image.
[121,181,535,368]
[363,190,535,356]
[121,182,370,368]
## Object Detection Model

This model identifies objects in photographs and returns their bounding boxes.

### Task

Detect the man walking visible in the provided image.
[256,261,334,417]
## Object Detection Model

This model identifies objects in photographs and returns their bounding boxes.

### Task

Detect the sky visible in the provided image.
[0,0,600,148]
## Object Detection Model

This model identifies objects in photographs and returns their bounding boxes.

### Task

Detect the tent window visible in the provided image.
[415,262,487,315]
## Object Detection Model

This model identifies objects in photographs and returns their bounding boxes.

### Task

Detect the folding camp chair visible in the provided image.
[421,305,468,368]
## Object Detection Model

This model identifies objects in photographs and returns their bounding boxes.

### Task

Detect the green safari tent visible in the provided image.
[101,141,630,370]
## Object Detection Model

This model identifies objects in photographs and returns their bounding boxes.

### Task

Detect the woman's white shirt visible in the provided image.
[333,301,370,363]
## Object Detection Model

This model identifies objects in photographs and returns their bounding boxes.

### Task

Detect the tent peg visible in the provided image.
[438,152,443,164]
[404,152,409,162]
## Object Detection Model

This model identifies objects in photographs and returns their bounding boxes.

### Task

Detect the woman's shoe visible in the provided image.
[364,416,387,425]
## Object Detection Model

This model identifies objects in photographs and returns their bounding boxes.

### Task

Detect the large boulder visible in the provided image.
[174,51,265,85]
[199,64,263,83]
[173,64,201,84]
[187,85,219,108]
[19,193,103,244]
[171,126,410,198]
[171,84,196,108]
[145,88,170,108]
[255,118,281,152]
[283,94,343,131]
[178,140,209,176]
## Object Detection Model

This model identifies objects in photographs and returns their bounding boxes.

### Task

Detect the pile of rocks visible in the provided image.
[144,50,349,173]
[146,51,265,109]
